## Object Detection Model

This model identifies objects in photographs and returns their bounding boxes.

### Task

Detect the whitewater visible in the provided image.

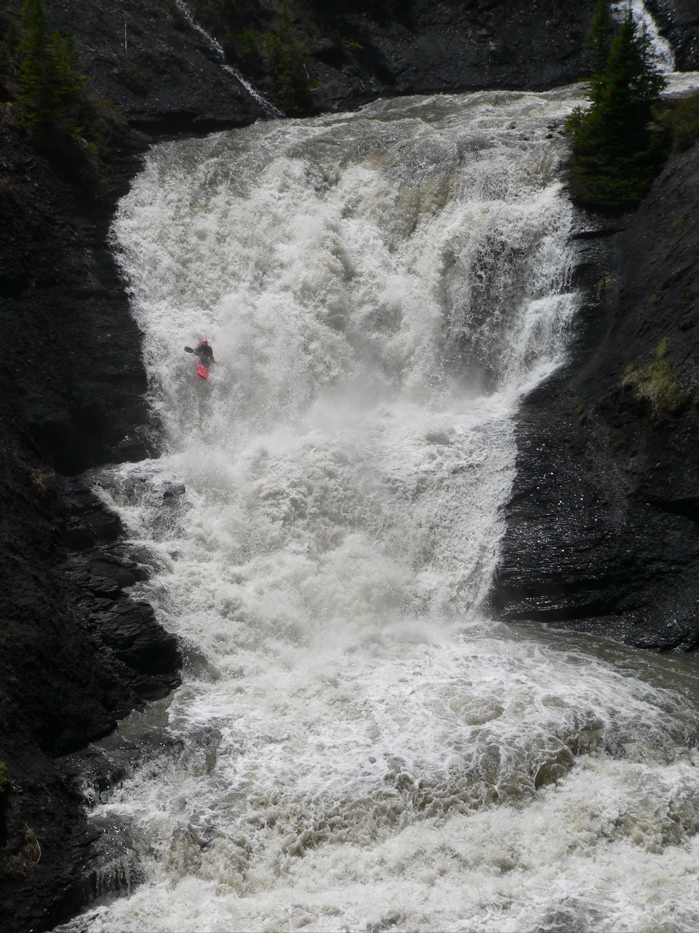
[60,78,699,933]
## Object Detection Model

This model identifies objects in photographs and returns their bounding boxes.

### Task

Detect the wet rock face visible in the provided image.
[492,142,699,651]
[0,123,152,475]
[0,442,180,933]
[0,1,269,927]
[303,0,596,107]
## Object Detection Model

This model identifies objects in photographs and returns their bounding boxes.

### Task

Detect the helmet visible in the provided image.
[200,339,208,345]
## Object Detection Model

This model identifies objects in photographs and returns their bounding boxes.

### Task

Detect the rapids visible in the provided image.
[63,82,699,932]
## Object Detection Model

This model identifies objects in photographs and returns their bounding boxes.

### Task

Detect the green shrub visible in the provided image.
[189,0,313,111]
[623,338,688,414]
[0,21,20,81]
[566,3,667,209]
[0,761,8,794]
[200,0,258,47]
[232,27,263,74]
[204,0,257,29]
[188,1,264,78]
[264,2,312,113]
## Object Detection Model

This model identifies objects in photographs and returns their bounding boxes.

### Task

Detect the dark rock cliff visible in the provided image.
[186,0,596,111]
[45,0,268,133]
[0,0,696,929]
[302,0,595,102]
[492,140,699,650]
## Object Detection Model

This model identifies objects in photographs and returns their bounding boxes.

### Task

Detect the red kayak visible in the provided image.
[197,362,210,380]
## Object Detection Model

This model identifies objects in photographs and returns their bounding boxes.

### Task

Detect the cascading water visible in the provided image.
[60,80,699,933]
[615,0,676,71]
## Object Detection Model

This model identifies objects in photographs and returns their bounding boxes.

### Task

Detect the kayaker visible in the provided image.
[195,339,215,365]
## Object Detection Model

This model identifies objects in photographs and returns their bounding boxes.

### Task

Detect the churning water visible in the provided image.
[65,84,699,932]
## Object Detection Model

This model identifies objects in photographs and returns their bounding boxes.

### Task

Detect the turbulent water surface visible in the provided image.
[64,83,699,933]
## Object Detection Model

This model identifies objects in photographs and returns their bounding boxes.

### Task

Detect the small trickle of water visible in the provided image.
[174,0,282,117]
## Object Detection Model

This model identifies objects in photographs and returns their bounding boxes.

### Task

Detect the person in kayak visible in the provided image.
[195,339,215,365]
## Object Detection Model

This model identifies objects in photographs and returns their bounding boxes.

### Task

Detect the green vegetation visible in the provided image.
[0,761,8,795]
[566,1,667,209]
[623,338,688,414]
[264,2,312,113]
[205,0,257,26]
[190,0,312,111]
[0,19,20,80]
[235,28,263,75]
[584,0,612,74]
[15,0,87,140]
[4,0,118,183]
[607,434,625,450]
[197,0,264,75]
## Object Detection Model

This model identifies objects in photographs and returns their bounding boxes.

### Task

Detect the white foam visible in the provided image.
[63,87,699,932]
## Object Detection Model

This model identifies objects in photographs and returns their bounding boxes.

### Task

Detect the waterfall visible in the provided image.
[58,82,699,933]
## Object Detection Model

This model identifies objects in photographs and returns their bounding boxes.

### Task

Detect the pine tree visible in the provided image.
[16,0,86,140]
[585,0,612,76]
[566,7,667,209]
[17,0,56,132]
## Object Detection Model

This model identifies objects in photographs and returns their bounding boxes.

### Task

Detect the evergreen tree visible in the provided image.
[17,0,55,131]
[585,0,612,75]
[567,7,667,209]
[16,0,86,140]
